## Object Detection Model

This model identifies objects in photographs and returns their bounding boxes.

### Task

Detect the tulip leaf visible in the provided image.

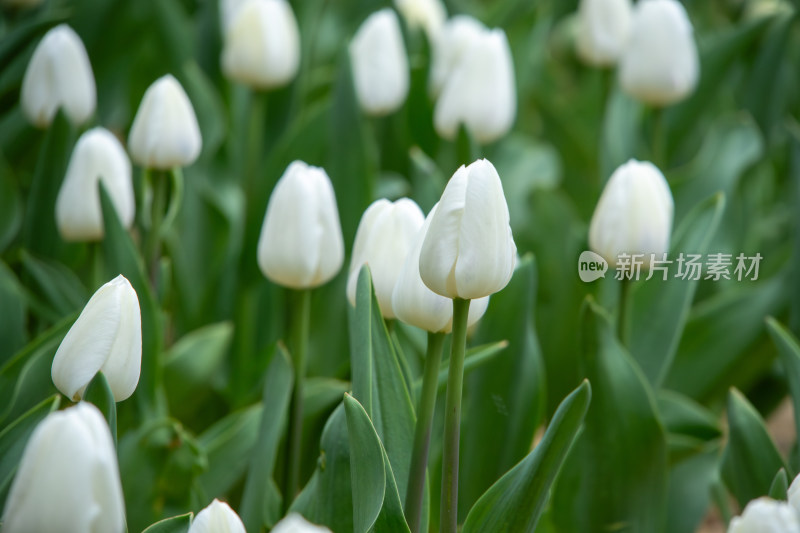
[0,158,22,253]
[664,438,721,533]
[84,371,117,445]
[769,468,789,501]
[19,250,88,318]
[182,61,227,158]
[767,317,800,467]
[141,512,193,533]
[721,388,788,508]
[461,380,591,533]
[600,88,643,181]
[0,261,26,367]
[411,340,508,396]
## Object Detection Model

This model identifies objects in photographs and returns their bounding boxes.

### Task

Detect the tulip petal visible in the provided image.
[99,276,142,402]
[188,499,245,533]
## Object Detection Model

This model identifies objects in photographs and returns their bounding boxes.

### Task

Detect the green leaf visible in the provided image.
[721,388,788,508]
[19,250,88,317]
[83,371,117,445]
[461,380,591,533]
[665,439,721,533]
[767,317,800,467]
[141,513,193,533]
[658,391,721,443]
[0,261,27,366]
[769,468,789,501]
[182,61,227,158]
[412,340,508,396]
[0,158,23,253]
[600,88,643,181]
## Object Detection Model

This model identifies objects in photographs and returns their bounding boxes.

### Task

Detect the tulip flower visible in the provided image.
[221,0,301,89]
[349,9,410,116]
[219,0,248,33]
[394,0,446,39]
[433,28,516,144]
[588,159,673,267]
[429,15,486,97]
[619,0,699,106]
[575,0,633,67]
[271,513,332,533]
[0,403,125,533]
[128,74,202,169]
[728,498,800,533]
[347,198,425,318]
[21,24,96,128]
[188,499,245,533]
[51,275,142,402]
[55,127,134,242]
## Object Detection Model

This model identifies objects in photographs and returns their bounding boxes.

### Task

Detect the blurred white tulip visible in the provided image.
[188,499,245,533]
[21,24,95,128]
[0,403,125,533]
[728,497,800,533]
[51,275,142,402]
[429,15,485,96]
[575,0,633,67]
[347,198,425,318]
[420,159,517,300]
[789,471,800,515]
[271,513,332,533]
[219,0,248,33]
[56,127,134,242]
[394,0,446,39]
[349,9,409,116]
[128,74,202,169]
[257,161,344,289]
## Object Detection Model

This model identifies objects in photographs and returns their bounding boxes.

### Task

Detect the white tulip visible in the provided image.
[188,499,245,533]
[433,28,516,144]
[257,161,344,289]
[219,0,248,33]
[221,0,301,89]
[789,472,800,514]
[51,275,142,402]
[128,74,202,169]
[0,403,125,533]
[55,128,134,242]
[575,0,633,67]
[347,198,425,318]
[588,159,673,267]
[271,513,332,533]
[349,9,410,116]
[419,159,517,300]
[728,497,800,533]
[21,24,95,128]
[393,203,489,332]
[429,15,486,97]
[619,0,699,106]
[395,0,446,39]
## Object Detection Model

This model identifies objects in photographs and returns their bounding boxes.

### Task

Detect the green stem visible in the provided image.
[84,371,117,447]
[440,298,470,533]
[652,107,665,168]
[405,331,446,533]
[617,278,630,346]
[89,242,103,290]
[146,169,168,284]
[285,288,311,509]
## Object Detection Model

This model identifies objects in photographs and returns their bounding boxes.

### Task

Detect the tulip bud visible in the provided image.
[789,472,800,514]
[221,0,301,89]
[271,513,332,533]
[575,0,633,67]
[1,403,125,533]
[346,198,425,318]
[257,161,345,289]
[728,498,800,533]
[21,24,96,128]
[395,0,446,39]
[433,28,516,144]
[220,0,248,33]
[618,0,699,106]
[420,159,517,300]
[187,499,245,533]
[429,15,486,97]
[588,159,673,267]
[51,275,142,402]
[349,9,410,116]
[393,203,489,332]
[55,128,134,242]
[128,74,202,169]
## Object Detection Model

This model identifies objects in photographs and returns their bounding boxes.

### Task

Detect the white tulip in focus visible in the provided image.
[221,0,301,89]
[51,275,142,402]
[349,9,410,116]
[21,24,96,128]
[346,198,425,318]
[588,159,673,267]
[56,128,134,242]
[420,159,517,300]
[271,513,333,533]
[575,0,633,67]
[429,15,485,96]
[727,497,800,533]
[0,403,125,533]
[257,161,345,289]
[395,0,446,39]
[434,28,516,144]
[393,203,489,332]
[618,0,699,106]
[188,499,245,533]
[128,74,202,169]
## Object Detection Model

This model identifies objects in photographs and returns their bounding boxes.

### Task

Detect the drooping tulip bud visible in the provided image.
[346,198,425,318]
[393,203,489,332]
[0,403,125,533]
[575,0,633,67]
[21,24,96,128]
[618,0,699,106]
[55,127,134,242]
[349,9,410,116]
[257,161,345,289]
[51,275,142,402]
[588,159,673,267]
[394,0,446,39]
[433,28,516,144]
[428,15,486,97]
[271,513,333,533]
[221,0,301,89]
[420,159,517,300]
[187,499,245,533]
[728,498,800,533]
[128,74,202,169]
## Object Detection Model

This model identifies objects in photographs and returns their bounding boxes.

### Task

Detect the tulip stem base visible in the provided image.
[440,298,470,533]
[84,371,117,447]
[285,288,311,509]
[405,331,446,533]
